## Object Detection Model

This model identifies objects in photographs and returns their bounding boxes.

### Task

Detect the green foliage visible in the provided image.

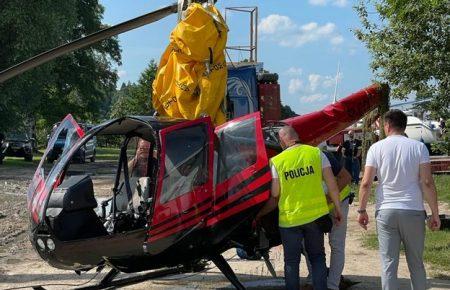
[433,175,450,204]
[354,1,449,116]
[95,147,120,161]
[431,119,450,155]
[109,60,157,118]
[280,104,298,119]
[0,0,121,133]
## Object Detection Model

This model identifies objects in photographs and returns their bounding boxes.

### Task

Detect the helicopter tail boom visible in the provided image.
[282,83,389,146]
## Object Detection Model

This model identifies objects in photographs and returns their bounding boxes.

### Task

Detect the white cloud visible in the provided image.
[286,67,303,76]
[309,0,327,6]
[308,74,322,91]
[118,70,127,78]
[259,15,344,47]
[323,76,336,88]
[308,73,337,91]
[332,0,348,7]
[289,78,303,94]
[308,0,348,7]
[258,14,295,34]
[300,93,327,103]
[331,35,344,45]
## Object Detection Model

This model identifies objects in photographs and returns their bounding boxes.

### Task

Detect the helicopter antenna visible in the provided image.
[332,60,340,104]
[0,4,178,83]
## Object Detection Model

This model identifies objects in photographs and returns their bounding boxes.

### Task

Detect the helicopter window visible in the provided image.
[160,124,208,204]
[216,117,257,183]
[128,137,155,178]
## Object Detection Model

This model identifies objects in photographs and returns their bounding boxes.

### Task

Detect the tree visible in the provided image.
[431,119,450,155]
[0,0,121,134]
[354,0,449,116]
[280,104,298,119]
[109,60,158,118]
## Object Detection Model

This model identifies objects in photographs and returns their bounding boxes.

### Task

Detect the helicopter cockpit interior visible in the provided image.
[29,115,218,247]
[42,119,158,242]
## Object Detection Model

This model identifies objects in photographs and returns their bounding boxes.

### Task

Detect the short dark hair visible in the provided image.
[384,109,407,131]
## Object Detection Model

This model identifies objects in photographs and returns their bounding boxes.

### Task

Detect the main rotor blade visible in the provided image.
[0,3,177,83]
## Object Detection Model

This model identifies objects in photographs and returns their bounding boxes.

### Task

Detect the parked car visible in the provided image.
[46,123,96,163]
[0,132,34,163]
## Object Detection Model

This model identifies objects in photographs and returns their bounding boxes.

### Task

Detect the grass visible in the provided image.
[1,153,43,167]
[360,175,450,277]
[1,147,121,166]
[362,229,450,275]
[434,175,450,204]
[96,147,120,161]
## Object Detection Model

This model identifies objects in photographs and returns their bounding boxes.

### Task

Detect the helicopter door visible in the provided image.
[208,112,271,226]
[27,114,84,227]
[149,117,214,245]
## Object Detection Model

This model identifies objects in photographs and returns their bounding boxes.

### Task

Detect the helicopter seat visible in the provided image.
[46,175,107,241]
[129,177,151,214]
[114,177,151,214]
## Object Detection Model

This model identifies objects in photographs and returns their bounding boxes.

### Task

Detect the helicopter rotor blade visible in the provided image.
[0,3,177,83]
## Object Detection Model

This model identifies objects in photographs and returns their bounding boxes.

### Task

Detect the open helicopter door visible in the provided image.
[148,117,214,252]
[27,114,84,227]
[208,112,271,226]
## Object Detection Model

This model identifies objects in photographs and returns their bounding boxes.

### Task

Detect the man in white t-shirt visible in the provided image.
[357,109,440,290]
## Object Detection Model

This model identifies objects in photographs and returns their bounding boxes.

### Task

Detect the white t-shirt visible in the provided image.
[271,144,331,179]
[365,135,430,211]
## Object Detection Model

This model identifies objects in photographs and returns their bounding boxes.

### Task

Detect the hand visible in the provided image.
[358,212,369,230]
[333,208,342,226]
[427,214,441,231]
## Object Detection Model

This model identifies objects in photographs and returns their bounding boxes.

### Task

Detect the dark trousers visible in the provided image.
[279,221,327,290]
[344,157,360,184]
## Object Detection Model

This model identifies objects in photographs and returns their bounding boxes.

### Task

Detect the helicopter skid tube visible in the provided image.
[73,266,187,290]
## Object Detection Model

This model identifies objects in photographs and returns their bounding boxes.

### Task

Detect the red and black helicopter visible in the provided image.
[0,1,389,289]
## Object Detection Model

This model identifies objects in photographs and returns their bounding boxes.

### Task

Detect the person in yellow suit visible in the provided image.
[152,2,228,125]
[256,126,343,290]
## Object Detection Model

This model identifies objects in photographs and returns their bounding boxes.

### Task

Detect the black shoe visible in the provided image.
[339,275,360,289]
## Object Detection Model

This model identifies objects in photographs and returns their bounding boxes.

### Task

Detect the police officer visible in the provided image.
[256,126,342,290]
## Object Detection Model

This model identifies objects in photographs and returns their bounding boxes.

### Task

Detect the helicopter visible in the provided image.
[0,1,389,289]
[23,82,387,290]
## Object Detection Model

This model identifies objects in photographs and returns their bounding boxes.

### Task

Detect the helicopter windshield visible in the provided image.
[27,114,84,225]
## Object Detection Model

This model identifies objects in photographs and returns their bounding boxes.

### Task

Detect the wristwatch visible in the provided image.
[357,209,367,214]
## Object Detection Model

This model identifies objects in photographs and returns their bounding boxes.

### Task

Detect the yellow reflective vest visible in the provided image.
[328,184,351,211]
[271,145,329,228]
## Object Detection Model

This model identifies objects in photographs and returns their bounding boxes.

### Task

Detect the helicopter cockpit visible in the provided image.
[27,114,207,268]
[26,112,270,271]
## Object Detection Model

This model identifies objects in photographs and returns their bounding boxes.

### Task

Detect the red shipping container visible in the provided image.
[258,83,281,124]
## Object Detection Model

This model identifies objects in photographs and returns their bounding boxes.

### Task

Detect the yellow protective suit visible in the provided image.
[152,3,228,125]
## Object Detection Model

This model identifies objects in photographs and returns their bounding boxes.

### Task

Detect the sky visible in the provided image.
[100,0,375,115]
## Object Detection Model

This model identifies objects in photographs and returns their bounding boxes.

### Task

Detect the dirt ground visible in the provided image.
[0,162,449,290]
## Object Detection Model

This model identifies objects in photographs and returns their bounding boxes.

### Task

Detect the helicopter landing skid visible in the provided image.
[74,265,186,290]
[211,254,245,290]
